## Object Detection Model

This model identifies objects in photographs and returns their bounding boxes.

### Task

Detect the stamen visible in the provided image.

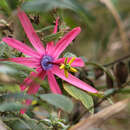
[59,57,78,78]
[60,64,65,69]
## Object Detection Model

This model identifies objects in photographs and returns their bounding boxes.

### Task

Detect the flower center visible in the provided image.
[41,55,53,70]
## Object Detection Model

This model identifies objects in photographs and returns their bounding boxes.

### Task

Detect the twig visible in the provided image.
[57,109,62,119]
[100,0,129,51]
[93,81,129,110]
[86,62,114,80]
[104,54,130,67]
[70,98,130,130]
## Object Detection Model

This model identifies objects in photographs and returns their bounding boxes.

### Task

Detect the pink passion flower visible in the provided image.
[1,10,98,113]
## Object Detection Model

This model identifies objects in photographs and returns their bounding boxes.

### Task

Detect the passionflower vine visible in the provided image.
[1,10,98,113]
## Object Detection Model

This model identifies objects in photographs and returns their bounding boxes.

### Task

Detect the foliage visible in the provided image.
[64,84,94,114]
[0,0,130,129]
[39,94,74,113]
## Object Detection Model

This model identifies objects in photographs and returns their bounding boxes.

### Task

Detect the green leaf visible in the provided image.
[6,0,19,10]
[0,119,10,130]
[0,65,17,74]
[22,0,95,26]
[0,85,20,93]
[0,61,35,82]
[0,61,35,73]
[4,113,48,130]
[22,0,71,12]
[0,102,25,112]
[0,0,9,9]
[0,0,11,15]
[39,94,73,113]
[1,92,35,101]
[24,118,48,130]
[0,41,15,58]
[5,118,32,130]
[22,0,82,12]
[64,84,94,114]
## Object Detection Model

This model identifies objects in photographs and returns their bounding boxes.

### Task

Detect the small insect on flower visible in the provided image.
[60,57,78,78]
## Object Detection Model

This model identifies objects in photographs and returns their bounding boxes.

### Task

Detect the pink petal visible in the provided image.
[18,9,45,55]
[53,17,59,34]
[27,70,46,94]
[20,70,45,114]
[46,42,55,56]
[2,37,40,58]
[53,27,81,58]
[0,57,41,68]
[25,99,32,105]
[45,17,59,55]
[20,68,42,91]
[20,99,32,114]
[51,66,98,93]
[20,109,26,114]
[55,57,84,67]
[47,71,62,94]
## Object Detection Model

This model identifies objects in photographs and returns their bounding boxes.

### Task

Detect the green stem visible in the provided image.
[86,62,114,81]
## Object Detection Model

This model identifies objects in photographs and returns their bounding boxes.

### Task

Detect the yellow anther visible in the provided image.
[70,67,77,73]
[64,69,69,78]
[32,100,37,105]
[59,57,78,78]
[60,64,65,69]
[69,57,76,65]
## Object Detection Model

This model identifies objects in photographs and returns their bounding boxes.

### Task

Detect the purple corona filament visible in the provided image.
[41,55,53,70]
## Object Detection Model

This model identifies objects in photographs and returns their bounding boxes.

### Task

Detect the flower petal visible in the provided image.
[27,70,46,94]
[45,17,59,55]
[18,9,45,55]
[53,27,81,58]
[20,70,45,114]
[2,37,40,58]
[20,68,42,91]
[51,66,98,93]
[0,57,41,68]
[20,109,26,114]
[46,42,54,56]
[20,99,32,114]
[55,57,84,67]
[47,71,62,94]
[53,17,59,34]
